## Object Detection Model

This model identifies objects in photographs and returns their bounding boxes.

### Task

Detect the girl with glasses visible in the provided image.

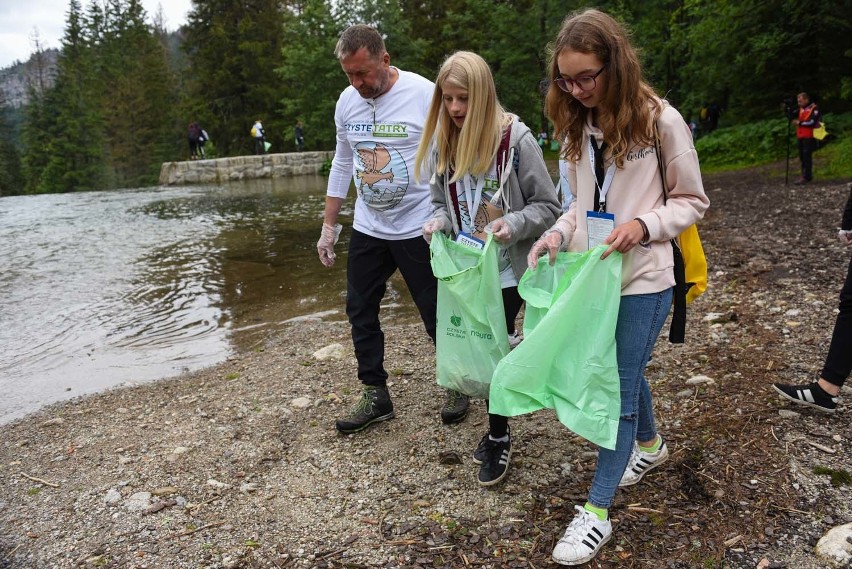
[527,9,710,565]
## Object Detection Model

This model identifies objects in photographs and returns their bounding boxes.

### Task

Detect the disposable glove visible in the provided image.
[422,218,449,243]
[839,229,852,247]
[317,223,343,267]
[527,228,566,269]
[485,216,521,246]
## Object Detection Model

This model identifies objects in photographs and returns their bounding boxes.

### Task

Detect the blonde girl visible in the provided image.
[415,51,560,487]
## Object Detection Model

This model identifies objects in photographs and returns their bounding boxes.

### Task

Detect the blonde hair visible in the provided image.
[415,51,505,182]
[545,9,661,168]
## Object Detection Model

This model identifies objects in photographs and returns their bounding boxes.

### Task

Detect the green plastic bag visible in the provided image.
[489,245,622,449]
[263,141,272,152]
[517,251,577,333]
[430,232,510,399]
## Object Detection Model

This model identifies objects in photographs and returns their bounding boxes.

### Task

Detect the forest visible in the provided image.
[0,0,849,196]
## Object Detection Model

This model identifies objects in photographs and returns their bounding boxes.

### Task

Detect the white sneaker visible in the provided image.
[619,438,669,487]
[552,505,612,565]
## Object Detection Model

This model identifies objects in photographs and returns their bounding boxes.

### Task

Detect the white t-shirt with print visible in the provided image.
[326,69,434,240]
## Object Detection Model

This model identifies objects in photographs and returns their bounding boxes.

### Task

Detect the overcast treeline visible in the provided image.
[0,0,848,196]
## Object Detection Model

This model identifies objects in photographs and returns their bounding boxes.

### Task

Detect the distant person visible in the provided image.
[707,102,721,131]
[699,103,709,133]
[686,113,697,140]
[774,185,852,412]
[252,119,265,155]
[295,121,305,151]
[188,121,202,160]
[317,25,468,434]
[198,128,209,159]
[791,92,820,184]
[537,128,548,148]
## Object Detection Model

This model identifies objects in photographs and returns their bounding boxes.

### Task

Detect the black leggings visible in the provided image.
[487,286,524,438]
[821,254,852,387]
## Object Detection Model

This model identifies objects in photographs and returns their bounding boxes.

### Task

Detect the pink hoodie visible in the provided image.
[553,101,710,296]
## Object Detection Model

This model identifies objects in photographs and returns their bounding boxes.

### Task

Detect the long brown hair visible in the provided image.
[545,9,661,167]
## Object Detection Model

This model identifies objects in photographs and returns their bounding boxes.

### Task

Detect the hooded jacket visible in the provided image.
[428,115,561,281]
[552,100,709,296]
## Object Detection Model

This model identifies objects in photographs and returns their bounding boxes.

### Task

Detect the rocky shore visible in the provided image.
[1,168,851,569]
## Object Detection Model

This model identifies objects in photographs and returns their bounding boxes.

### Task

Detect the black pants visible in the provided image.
[487,286,525,438]
[822,253,852,387]
[254,137,265,155]
[346,229,437,387]
[798,137,817,181]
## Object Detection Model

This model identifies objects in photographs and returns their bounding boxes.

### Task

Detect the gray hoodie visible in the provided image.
[428,115,561,281]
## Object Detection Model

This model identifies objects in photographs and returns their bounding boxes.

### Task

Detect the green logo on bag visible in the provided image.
[450,314,462,327]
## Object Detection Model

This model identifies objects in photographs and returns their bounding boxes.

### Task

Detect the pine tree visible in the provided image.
[37,0,105,193]
[0,93,24,196]
[183,0,287,156]
[96,0,178,187]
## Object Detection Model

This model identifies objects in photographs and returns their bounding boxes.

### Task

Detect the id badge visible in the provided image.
[586,211,615,250]
[456,231,485,250]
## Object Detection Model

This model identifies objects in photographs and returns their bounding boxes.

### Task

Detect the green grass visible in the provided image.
[695,112,852,178]
[813,465,852,487]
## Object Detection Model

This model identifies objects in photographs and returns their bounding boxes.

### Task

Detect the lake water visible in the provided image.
[0,176,421,425]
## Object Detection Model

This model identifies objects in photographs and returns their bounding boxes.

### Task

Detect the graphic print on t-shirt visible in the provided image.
[353,142,410,211]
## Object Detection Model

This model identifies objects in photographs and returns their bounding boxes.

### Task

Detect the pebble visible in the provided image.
[125,492,152,511]
[104,488,122,504]
[686,374,716,385]
[290,397,312,409]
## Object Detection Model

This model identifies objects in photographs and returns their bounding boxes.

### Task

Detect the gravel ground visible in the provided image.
[1,167,851,569]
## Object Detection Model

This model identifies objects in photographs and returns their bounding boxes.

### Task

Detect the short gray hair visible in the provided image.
[334,25,386,60]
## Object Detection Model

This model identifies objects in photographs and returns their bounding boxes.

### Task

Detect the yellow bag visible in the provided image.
[678,223,707,304]
[814,122,828,141]
[654,121,708,343]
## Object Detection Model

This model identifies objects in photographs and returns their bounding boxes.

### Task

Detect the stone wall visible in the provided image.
[159,151,334,186]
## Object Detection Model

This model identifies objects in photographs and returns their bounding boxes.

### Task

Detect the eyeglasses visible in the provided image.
[554,66,606,93]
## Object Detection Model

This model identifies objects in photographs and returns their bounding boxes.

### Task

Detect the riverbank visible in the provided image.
[158,151,333,185]
[1,168,851,568]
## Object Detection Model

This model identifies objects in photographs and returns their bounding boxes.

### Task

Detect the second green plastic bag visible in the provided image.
[430,232,509,399]
[488,245,622,449]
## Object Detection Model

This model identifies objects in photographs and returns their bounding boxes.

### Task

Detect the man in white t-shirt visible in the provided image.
[318,25,470,433]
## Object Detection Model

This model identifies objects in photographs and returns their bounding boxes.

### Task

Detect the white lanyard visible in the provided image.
[459,174,486,228]
[588,138,616,210]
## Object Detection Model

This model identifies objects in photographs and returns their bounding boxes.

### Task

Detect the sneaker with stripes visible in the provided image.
[552,505,612,565]
[619,438,669,487]
[773,381,838,413]
[477,433,511,487]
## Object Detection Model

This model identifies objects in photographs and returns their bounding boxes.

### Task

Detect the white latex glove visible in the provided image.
[317,223,343,267]
[527,228,566,269]
[422,218,448,243]
[839,229,852,247]
[485,217,517,245]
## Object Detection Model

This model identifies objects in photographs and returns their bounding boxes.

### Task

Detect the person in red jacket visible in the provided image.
[792,92,821,184]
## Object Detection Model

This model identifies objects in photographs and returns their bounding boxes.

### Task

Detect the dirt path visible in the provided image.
[0,166,850,568]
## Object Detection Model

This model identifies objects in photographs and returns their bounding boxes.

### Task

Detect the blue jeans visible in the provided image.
[588,288,673,510]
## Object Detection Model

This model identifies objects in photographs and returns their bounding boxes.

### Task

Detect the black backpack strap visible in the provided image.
[653,121,686,344]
